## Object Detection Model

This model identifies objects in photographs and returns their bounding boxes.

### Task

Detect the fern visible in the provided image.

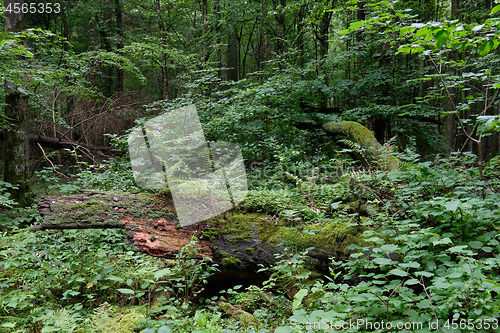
[337,138,371,167]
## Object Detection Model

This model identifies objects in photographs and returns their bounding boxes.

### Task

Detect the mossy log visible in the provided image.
[322,121,399,169]
[33,191,362,272]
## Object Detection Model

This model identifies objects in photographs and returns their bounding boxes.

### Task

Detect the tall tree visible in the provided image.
[155,0,169,99]
[115,0,124,93]
[2,0,29,205]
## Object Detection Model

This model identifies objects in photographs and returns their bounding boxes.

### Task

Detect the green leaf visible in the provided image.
[117,288,135,295]
[381,244,399,252]
[448,245,468,253]
[400,27,416,38]
[292,289,308,311]
[158,326,173,333]
[490,4,500,15]
[434,30,449,48]
[399,262,420,269]
[373,257,393,266]
[468,241,483,249]
[416,299,431,309]
[350,21,364,30]
[415,271,434,277]
[405,279,420,286]
[478,40,492,56]
[106,275,124,283]
[477,115,500,134]
[389,268,408,277]
[415,26,430,38]
[154,268,172,279]
[433,237,453,246]
[444,200,460,212]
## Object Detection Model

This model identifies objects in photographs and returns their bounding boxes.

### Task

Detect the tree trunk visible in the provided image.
[155,0,169,100]
[445,0,459,150]
[272,0,287,56]
[316,1,333,108]
[227,29,239,81]
[95,15,114,97]
[3,0,29,206]
[115,0,124,93]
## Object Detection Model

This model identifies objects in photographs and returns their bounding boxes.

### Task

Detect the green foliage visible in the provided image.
[0,180,17,209]
[272,152,500,332]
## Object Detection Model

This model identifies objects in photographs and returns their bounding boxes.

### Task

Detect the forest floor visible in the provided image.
[1,154,499,332]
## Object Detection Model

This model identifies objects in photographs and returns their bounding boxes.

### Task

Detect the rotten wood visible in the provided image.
[33,191,357,272]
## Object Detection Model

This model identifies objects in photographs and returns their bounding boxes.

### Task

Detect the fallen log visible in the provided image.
[31,222,125,231]
[33,191,363,272]
[0,128,119,154]
[323,121,400,169]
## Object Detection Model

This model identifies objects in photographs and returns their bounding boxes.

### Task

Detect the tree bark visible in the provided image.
[3,0,29,206]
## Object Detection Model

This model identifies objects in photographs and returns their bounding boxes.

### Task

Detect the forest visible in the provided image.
[1,0,500,331]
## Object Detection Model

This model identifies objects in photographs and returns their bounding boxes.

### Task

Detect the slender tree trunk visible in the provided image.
[115,0,124,93]
[3,0,29,206]
[445,0,458,149]
[155,0,169,100]
[272,0,287,55]
[95,15,114,97]
[201,0,208,34]
[227,29,239,81]
[316,1,333,108]
[317,1,332,60]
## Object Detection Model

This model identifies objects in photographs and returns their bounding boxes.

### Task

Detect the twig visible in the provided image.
[420,276,443,333]
[37,143,71,180]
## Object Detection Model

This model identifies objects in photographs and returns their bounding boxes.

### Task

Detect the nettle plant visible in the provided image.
[275,153,499,332]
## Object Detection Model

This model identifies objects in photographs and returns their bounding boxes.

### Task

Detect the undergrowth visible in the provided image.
[0,152,499,332]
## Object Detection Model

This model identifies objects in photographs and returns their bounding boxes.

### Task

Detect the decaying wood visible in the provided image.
[34,191,359,272]
[31,222,125,231]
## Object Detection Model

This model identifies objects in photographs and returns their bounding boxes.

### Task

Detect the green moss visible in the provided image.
[259,219,363,254]
[219,213,265,242]
[211,211,363,254]
[44,191,176,225]
[245,247,254,255]
[197,227,222,241]
[323,121,400,169]
[68,200,110,212]
[323,121,379,150]
[234,309,258,328]
[218,302,258,329]
[221,257,242,269]
[47,200,113,225]
[218,301,232,313]
[92,303,145,333]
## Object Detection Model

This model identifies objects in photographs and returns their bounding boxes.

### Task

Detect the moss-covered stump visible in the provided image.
[34,191,363,271]
[323,120,399,169]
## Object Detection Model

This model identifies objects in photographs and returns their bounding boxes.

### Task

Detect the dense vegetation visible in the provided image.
[1,0,499,332]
